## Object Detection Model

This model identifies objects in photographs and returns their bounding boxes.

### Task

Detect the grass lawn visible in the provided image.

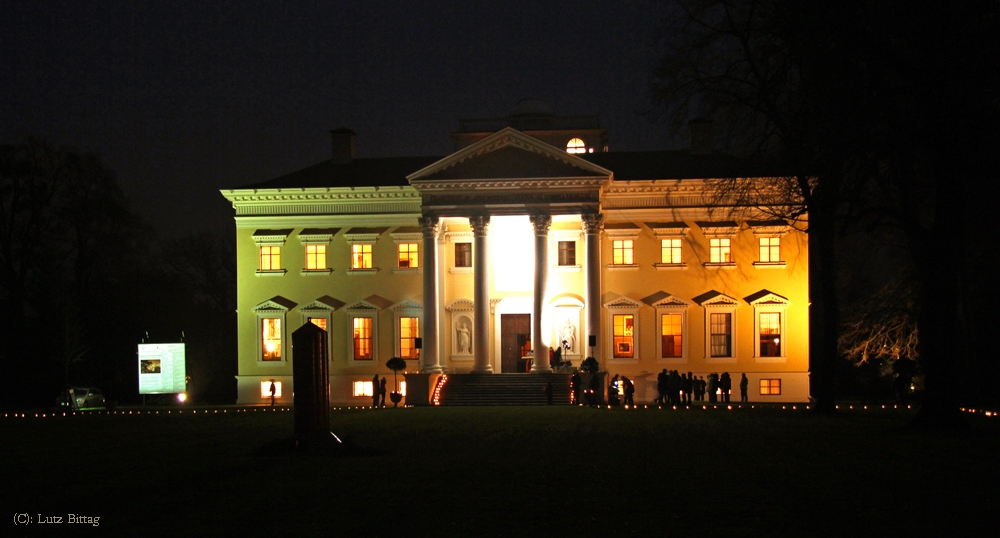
[4,404,999,536]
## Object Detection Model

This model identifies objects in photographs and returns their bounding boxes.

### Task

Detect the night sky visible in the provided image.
[2,0,676,237]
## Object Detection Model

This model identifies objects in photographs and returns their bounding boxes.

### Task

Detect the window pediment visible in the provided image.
[646,222,689,238]
[390,299,423,313]
[299,228,340,244]
[745,289,790,306]
[253,229,293,246]
[299,295,344,313]
[694,290,739,308]
[603,223,641,238]
[345,227,387,244]
[748,221,789,236]
[697,221,739,238]
[652,295,692,309]
[604,296,643,310]
[252,296,297,314]
[346,300,380,313]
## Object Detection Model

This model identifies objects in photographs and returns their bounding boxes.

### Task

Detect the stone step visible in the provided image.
[437,373,574,406]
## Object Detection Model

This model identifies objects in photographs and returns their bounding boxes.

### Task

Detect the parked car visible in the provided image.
[55,387,105,409]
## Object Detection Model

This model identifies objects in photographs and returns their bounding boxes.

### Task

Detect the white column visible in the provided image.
[470,215,493,374]
[419,217,442,373]
[582,213,603,364]
[530,213,552,373]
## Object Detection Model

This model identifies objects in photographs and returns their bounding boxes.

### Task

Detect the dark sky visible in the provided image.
[2,0,677,237]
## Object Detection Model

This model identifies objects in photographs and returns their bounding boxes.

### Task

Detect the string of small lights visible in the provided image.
[4,403,995,419]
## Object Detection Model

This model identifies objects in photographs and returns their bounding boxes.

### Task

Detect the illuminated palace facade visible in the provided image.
[222,103,810,405]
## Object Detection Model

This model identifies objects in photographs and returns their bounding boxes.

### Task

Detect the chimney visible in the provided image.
[688,118,714,155]
[330,128,356,163]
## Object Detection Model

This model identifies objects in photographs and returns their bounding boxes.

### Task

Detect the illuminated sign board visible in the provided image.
[138,343,187,394]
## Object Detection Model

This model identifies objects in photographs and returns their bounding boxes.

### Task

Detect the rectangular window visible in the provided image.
[558,241,576,266]
[661,313,682,358]
[261,318,282,361]
[399,317,420,359]
[661,238,682,264]
[759,379,782,395]
[352,244,373,269]
[353,381,374,397]
[612,240,634,265]
[759,312,781,356]
[307,317,327,331]
[710,313,732,357]
[455,243,472,267]
[613,314,634,358]
[710,238,731,263]
[305,244,327,270]
[260,246,281,271]
[759,237,780,262]
[398,243,419,268]
[260,381,282,398]
[353,317,373,360]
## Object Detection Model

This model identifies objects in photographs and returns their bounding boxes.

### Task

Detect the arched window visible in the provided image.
[566,138,586,154]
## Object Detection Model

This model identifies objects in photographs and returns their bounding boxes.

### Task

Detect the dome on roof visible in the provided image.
[509,99,554,117]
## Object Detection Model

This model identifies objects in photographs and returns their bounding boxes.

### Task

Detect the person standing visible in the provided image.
[740,373,749,402]
[708,373,718,403]
[683,372,694,405]
[372,374,380,408]
[720,372,732,403]
[379,377,387,407]
[623,377,635,406]
[657,369,668,405]
[544,381,553,405]
[269,380,277,407]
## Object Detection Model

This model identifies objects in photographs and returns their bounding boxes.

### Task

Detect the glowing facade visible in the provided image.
[222,105,810,404]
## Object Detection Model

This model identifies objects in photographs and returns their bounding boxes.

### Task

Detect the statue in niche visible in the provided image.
[456,321,472,355]
[560,318,577,354]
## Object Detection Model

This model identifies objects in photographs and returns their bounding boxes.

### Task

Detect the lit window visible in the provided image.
[558,241,576,266]
[660,238,682,264]
[759,379,781,395]
[399,317,420,359]
[710,313,732,357]
[759,237,780,262]
[353,317,373,360]
[398,243,419,268]
[710,238,731,263]
[307,317,327,331]
[261,318,282,361]
[455,243,472,267]
[613,314,634,358]
[353,381,374,397]
[260,246,281,271]
[305,244,327,270]
[661,313,682,358]
[352,244,373,269]
[566,138,586,154]
[260,381,282,398]
[759,312,781,357]
[612,240,634,265]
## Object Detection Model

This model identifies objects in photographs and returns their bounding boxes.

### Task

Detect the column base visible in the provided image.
[470,366,494,374]
[531,366,554,374]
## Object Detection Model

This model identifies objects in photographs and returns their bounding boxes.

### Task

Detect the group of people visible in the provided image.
[656,370,750,404]
[371,375,388,407]
[568,369,752,406]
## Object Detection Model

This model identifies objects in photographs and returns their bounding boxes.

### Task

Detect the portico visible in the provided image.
[406,127,611,375]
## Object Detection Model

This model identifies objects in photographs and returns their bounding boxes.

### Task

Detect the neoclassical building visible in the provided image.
[222,102,810,404]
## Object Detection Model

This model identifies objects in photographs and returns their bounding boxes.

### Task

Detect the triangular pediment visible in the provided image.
[390,299,423,312]
[300,295,344,312]
[693,290,739,307]
[745,289,790,305]
[345,300,380,312]
[252,295,297,313]
[407,127,612,183]
[603,296,643,310]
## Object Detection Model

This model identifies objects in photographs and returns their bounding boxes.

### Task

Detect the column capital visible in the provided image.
[469,215,491,236]
[529,213,552,234]
[418,216,440,238]
[581,213,604,234]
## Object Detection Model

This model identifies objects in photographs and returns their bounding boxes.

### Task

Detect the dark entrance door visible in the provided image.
[500,314,531,373]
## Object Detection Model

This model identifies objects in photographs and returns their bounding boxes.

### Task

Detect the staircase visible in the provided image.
[436,373,573,406]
